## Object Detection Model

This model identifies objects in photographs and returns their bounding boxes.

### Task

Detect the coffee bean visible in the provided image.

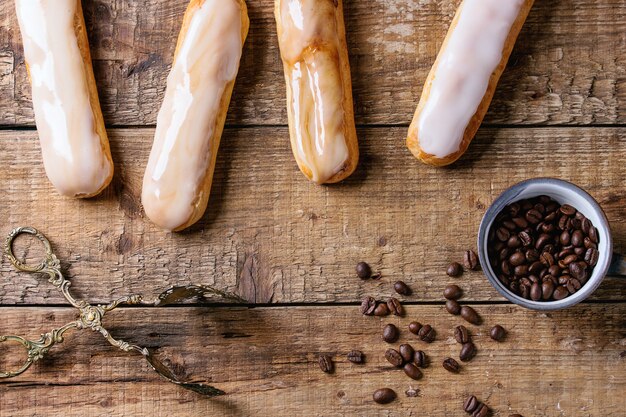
[566,277,582,294]
[387,298,403,316]
[509,251,526,266]
[373,303,390,317]
[540,251,555,266]
[535,233,552,250]
[589,226,599,243]
[514,264,529,277]
[519,282,530,299]
[394,280,411,296]
[318,354,333,373]
[512,216,528,228]
[414,350,427,367]
[347,350,364,364]
[526,249,540,262]
[528,261,544,275]
[454,325,470,344]
[490,325,506,341]
[403,362,423,380]
[446,299,462,315]
[418,324,436,343]
[584,236,596,249]
[360,296,377,315]
[548,265,561,276]
[560,204,576,216]
[560,230,571,246]
[373,388,396,404]
[507,235,522,248]
[496,227,510,242]
[442,357,460,373]
[384,348,404,367]
[356,262,372,279]
[464,250,479,270]
[501,260,512,276]
[530,282,542,301]
[584,248,599,267]
[542,280,555,300]
[503,220,517,231]
[444,284,463,300]
[562,254,578,266]
[408,321,422,335]
[447,262,463,277]
[460,342,477,362]
[399,344,415,363]
[571,230,584,247]
[472,403,489,417]
[553,285,569,300]
[518,231,533,247]
[460,305,481,325]
[382,324,399,343]
[464,395,479,413]
[569,261,588,282]
[526,209,543,224]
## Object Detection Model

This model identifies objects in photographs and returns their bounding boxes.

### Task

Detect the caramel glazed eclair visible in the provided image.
[407,0,535,166]
[142,0,249,231]
[275,0,359,184]
[15,0,114,197]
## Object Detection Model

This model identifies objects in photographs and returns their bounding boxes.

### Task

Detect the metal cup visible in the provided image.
[477,178,625,310]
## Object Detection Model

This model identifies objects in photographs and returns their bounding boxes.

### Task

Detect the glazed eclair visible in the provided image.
[142,0,249,231]
[274,0,359,184]
[407,0,535,166]
[15,0,114,197]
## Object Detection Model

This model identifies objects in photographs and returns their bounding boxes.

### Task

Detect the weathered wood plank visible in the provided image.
[0,305,624,416]
[0,0,624,126]
[0,127,624,305]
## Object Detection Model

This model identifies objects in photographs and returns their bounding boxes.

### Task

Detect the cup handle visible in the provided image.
[608,252,626,277]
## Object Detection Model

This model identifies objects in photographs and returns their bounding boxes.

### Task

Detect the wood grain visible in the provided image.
[0,127,624,305]
[0,0,624,126]
[0,305,624,416]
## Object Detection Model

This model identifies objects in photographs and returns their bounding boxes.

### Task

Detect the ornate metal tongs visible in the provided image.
[0,226,246,396]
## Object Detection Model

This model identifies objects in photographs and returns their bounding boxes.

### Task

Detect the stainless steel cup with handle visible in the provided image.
[477,178,625,310]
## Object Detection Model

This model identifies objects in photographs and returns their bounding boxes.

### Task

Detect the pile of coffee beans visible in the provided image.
[487,196,600,301]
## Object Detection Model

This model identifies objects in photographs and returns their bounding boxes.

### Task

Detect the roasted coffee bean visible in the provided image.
[514,264,529,277]
[584,237,596,249]
[535,233,552,250]
[558,275,571,285]
[408,321,422,335]
[582,218,592,234]
[589,226,599,243]
[446,299,462,315]
[414,350,427,367]
[501,260,512,276]
[519,277,532,287]
[499,248,511,261]
[444,284,463,300]
[509,251,526,266]
[519,282,531,299]
[566,277,582,294]
[460,342,477,362]
[454,325,470,344]
[502,220,517,231]
[373,303,390,317]
[569,261,588,282]
[540,251,555,266]
[394,280,411,296]
[553,285,569,300]
[585,248,599,267]
[360,296,377,315]
[526,249,540,262]
[560,231,571,246]
[526,209,543,224]
[529,261,544,275]
[508,202,521,216]
[472,403,489,417]
[560,204,576,216]
[464,395,480,413]
[542,280,555,300]
[418,324,436,343]
[442,357,460,373]
[571,230,584,247]
[464,250,479,270]
[558,247,575,259]
[403,362,423,380]
[541,222,556,233]
[530,282,542,301]
[385,348,404,367]
[373,388,396,404]
[399,344,415,363]
[512,216,527,228]
[496,227,510,242]
[460,306,481,325]
[548,264,561,276]
[574,246,585,256]
[490,325,506,341]
[387,298,404,316]
[518,230,533,247]
[347,350,365,364]
[356,262,372,279]
[382,324,399,343]
[318,355,333,373]
[447,262,463,277]
[507,235,522,248]
[562,254,578,266]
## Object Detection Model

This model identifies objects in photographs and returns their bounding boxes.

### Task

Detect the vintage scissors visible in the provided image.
[0,226,246,396]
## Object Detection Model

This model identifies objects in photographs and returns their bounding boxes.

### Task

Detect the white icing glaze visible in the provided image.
[277,0,350,184]
[15,0,112,197]
[142,0,245,231]
[417,0,525,158]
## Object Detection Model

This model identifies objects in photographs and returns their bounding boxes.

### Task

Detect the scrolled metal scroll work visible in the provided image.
[1,226,245,396]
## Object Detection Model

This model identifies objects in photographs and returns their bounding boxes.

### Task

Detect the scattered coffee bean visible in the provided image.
[373,303,390,317]
[490,325,506,341]
[464,395,479,413]
[384,348,404,367]
[454,325,470,344]
[442,357,460,373]
[360,296,377,315]
[418,324,436,343]
[387,297,404,316]
[472,403,489,417]
[408,321,422,335]
[460,342,477,362]
[318,354,333,373]
[464,250,479,270]
[356,262,372,279]
[373,388,396,404]
[382,323,399,343]
[414,350,427,367]
[444,284,463,300]
[460,305,481,325]
[403,362,423,380]
[399,344,415,363]
[447,262,463,277]
[394,280,411,296]
[347,350,364,364]
[446,299,462,315]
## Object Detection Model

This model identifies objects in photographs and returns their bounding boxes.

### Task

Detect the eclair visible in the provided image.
[274,0,359,184]
[142,0,249,231]
[407,0,535,166]
[15,0,114,197]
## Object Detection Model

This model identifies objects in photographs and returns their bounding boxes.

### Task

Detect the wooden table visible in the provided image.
[1,1,625,415]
